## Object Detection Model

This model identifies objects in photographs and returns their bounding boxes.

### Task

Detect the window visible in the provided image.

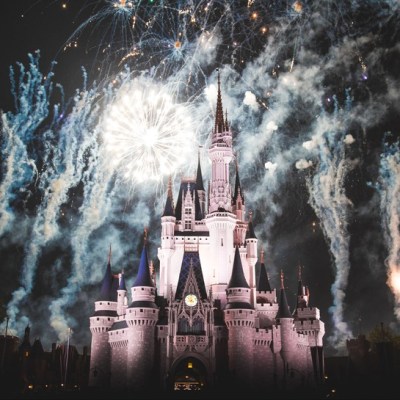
[185,220,192,230]
[185,207,192,215]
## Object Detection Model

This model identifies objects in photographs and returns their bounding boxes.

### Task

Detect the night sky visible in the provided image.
[0,0,399,357]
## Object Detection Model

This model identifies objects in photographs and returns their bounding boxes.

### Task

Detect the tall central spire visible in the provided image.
[214,68,227,134]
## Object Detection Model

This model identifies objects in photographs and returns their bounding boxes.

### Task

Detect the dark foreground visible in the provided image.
[1,383,398,400]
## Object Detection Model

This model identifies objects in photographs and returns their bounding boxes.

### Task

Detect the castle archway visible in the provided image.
[169,356,208,391]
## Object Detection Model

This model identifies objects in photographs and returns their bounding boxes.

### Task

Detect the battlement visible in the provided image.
[295,306,320,320]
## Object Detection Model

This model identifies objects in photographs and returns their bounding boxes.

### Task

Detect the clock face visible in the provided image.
[184,294,198,307]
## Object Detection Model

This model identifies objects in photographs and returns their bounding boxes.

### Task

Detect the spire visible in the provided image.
[214,68,226,134]
[276,270,292,319]
[232,157,244,204]
[196,149,205,191]
[99,246,114,301]
[256,249,272,292]
[246,211,257,239]
[118,271,127,291]
[297,265,303,296]
[227,247,250,289]
[162,176,175,217]
[132,232,154,288]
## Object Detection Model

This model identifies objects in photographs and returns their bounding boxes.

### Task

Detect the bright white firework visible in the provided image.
[102,78,195,186]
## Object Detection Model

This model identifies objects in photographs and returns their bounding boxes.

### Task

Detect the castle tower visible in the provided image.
[224,246,255,386]
[255,249,278,328]
[293,267,326,383]
[245,212,258,306]
[125,235,159,390]
[159,177,176,297]
[89,247,117,387]
[207,69,233,214]
[232,161,246,246]
[117,271,127,316]
[205,70,236,303]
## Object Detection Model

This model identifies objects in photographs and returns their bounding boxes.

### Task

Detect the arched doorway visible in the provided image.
[172,357,208,391]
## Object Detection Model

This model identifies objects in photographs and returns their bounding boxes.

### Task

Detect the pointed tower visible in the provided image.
[205,70,237,303]
[245,211,258,306]
[159,177,176,297]
[224,247,255,386]
[207,69,234,213]
[196,149,206,217]
[295,266,309,311]
[89,246,117,387]
[233,159,247,247]
[126,232,159,390]
[292,267,326,383]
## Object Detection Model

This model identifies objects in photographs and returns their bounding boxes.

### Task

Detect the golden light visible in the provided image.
[293,1,303,13]
[388,269,400,294]
[175,41,182,49]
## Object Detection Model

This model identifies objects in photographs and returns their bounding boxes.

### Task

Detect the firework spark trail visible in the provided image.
[303,96,355,353]
[0,52,53,236]
[378,139,400,321]
[1,68,107,337]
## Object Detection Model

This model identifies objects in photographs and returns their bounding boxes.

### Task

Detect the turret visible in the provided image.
[161,176,176,249]
[296,265,309,309]
[256,249,276,304]
[159,177,176,297]
[117,271,127,316]
[125,233,159,390]
[245,212,258,306]
[89,246,118,387]
[233,160,247,247]
[196,150,206,217]
[224,247,255,386]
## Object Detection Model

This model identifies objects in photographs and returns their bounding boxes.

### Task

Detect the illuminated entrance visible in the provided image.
[172,357,207,391]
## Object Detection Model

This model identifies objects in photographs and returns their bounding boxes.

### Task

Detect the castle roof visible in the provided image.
[246,217,257,240]
[98,247,118,302]
[109,320,128,331]
[276,272,292,319]
[118,272,127,291]
[214,69,228,134]
[132,244,154,288]
[174,180,203,221]
[196,152,205,191]
[162,176,175,217]
[256,258,272,292]
[175,251,207,300]
[232,162,244,204]
[227,246,250,289]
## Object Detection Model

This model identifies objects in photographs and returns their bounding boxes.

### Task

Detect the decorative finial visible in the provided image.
[298,265,302,281]
[260,248,265,264]
[249,210,253,222]
[280,269,285,289]
[144,228,148,244]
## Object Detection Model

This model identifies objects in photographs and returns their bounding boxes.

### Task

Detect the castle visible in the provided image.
[88,75,325,393]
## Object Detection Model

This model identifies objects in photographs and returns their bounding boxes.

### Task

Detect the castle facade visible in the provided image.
[89,76,325,392]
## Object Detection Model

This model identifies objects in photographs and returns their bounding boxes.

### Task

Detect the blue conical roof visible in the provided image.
[118,272,127,291]
[276,272,291,319]
[132,245,154,287]
[196,153,205,191]
[99,259,114,301]
[257,261,272,292]
[227,247,250,289]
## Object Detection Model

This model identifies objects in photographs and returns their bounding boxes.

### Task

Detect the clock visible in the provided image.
[184,294,198,307]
